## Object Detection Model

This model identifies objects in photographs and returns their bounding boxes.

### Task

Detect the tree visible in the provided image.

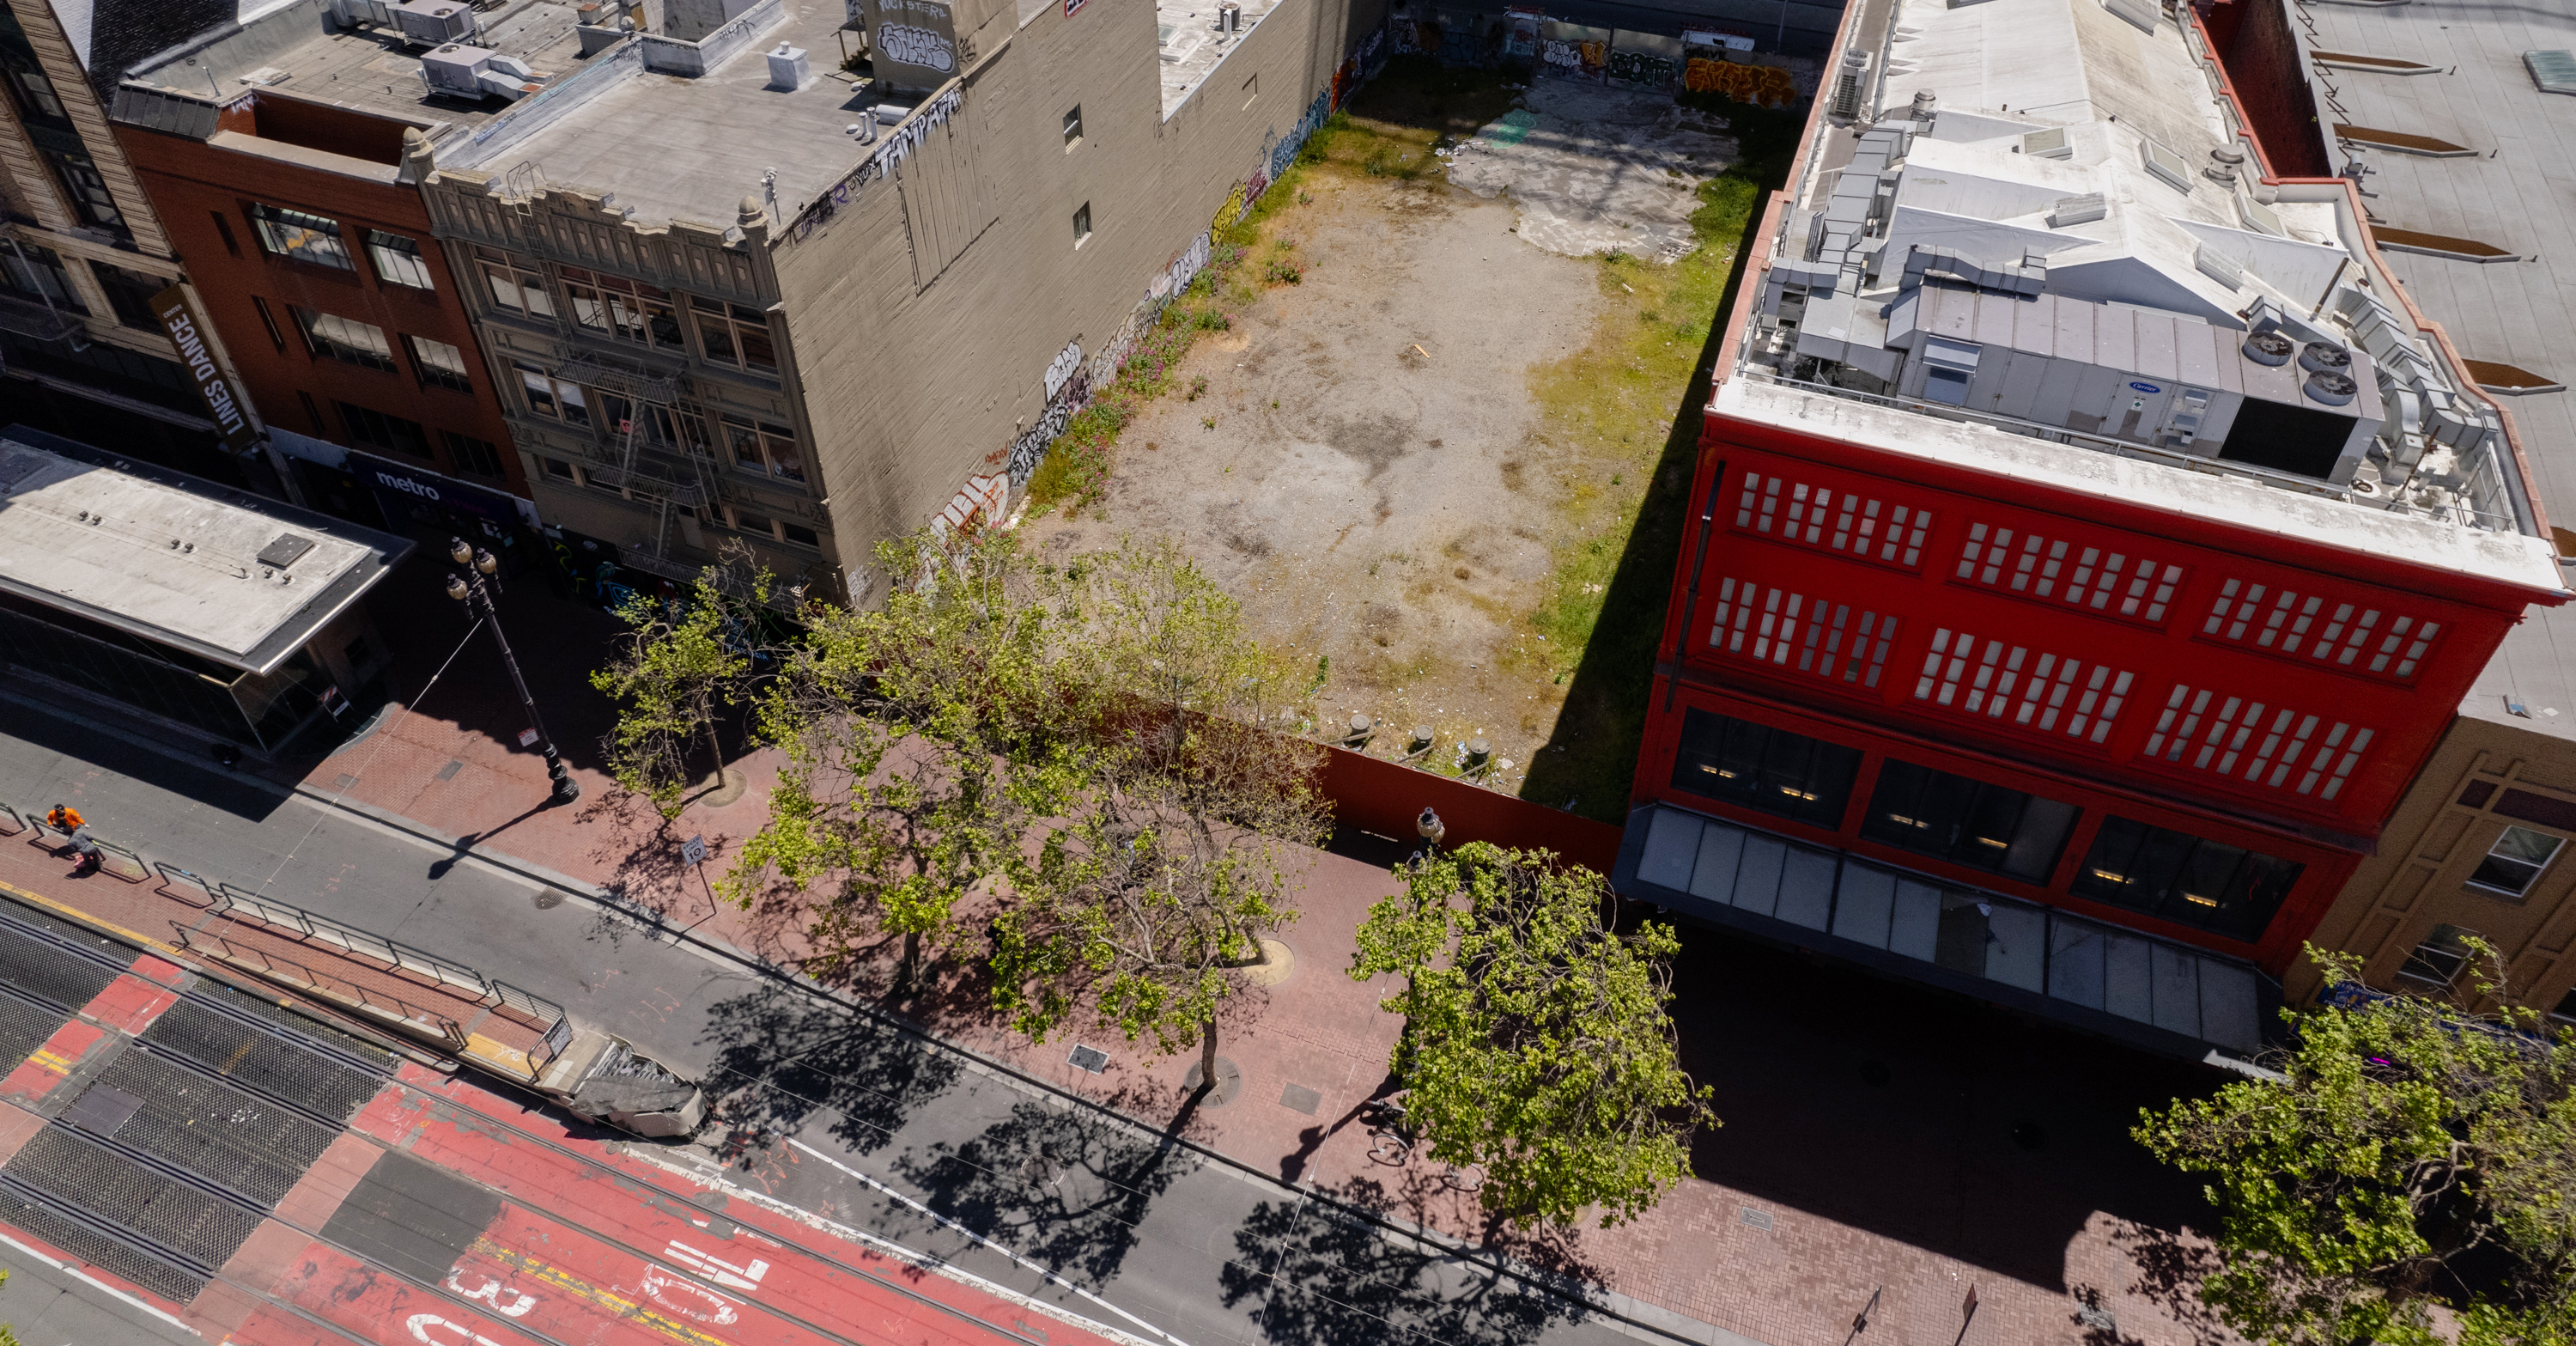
[987,536,1328,1089]
[2133,943,2576,1346]
[727,530,1084,990]
[589,558,763,819]
[1350,844,1716,1228]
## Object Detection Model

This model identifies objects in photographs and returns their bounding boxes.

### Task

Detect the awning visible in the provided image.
[1615,802,2277,1068]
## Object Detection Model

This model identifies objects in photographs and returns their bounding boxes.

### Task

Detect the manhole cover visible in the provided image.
[1739,1206,1773,1230]
[532,890,563,911]
[1067,1045,1109,1074]
[1279,1081,1321,1114]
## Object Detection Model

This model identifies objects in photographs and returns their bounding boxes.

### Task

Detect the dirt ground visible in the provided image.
[1018,69,1753,817]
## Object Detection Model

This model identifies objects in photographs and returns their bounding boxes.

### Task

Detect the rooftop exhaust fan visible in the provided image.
[2243,332,2294,366]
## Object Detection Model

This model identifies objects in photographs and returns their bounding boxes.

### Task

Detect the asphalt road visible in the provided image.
[0,702,1656,1346]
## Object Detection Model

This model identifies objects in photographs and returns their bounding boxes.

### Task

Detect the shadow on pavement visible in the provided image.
[696,984,963,1154]
[1220,1175,1589,1346]
[891,1099,1191,1284]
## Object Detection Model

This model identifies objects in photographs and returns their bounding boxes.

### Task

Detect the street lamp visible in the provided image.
[446,536,580,806]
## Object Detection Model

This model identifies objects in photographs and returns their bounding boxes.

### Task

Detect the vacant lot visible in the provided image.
[1022,64,1776,822]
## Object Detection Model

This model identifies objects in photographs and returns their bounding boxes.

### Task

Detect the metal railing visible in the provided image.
[15,806,148,881]
[179,929,467,1048]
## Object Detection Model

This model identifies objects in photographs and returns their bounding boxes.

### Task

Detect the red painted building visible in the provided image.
[109,84,532,531]
[1614,0,2567,1063]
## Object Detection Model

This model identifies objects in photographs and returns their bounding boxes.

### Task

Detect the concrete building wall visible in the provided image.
[114,100,533,501]
[2291,714,2576,1027]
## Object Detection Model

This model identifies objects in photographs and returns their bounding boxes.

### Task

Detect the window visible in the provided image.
[1668,708,1860,829]
[2202,579,2439,681]
[562,267,683,348]
[1062,105,1083,147]
[1072,202,1093,245]
[334,401,430,458]
[1861,759,2078,882]
[0,8,69,128]
[210,211,242,258]
[252,295,286,350]
[2142,685,2374,802]
[781,521,821,548]
[291,307,395,371]
[297,390,324,431]
[1733,472,1934,569]
[2397,923,2478,989]
[0,241,86,314]
[1958,524,2183,624]
[249,203,353,270]
[1708,577,1899,688]
[442,430,505,479]
[2552,985,2576,1026]
[1242,73,1258,108]
[367,230,436,289]
[540,456,576,480]
[44,150,126,233]
[2468,825,2562,897]
[1915,629,2133,744]
[643,402,714,454]
[732,510,776,539]
[515,362,588,425]
[406,334,473,393]
[477,247,555,319]
[722,414,806,482]
[88,263,165,331]
[2070,816,2303,941]
[695,301,776,374]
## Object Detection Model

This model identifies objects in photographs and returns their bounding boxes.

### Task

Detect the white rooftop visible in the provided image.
[0,432,409,673]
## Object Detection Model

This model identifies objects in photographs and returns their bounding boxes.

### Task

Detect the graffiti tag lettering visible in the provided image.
[877,22,955,70]
[1042,339,1085,402]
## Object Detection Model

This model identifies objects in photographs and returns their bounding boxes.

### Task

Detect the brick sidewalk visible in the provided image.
[23,563,2232,1346]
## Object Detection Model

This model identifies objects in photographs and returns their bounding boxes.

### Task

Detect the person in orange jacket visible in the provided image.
[45,803,83,833]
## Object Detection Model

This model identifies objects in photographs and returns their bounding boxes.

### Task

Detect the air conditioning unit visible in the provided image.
[1828,49,1868,120]
[422,44,544,100]
[392,0,476,46]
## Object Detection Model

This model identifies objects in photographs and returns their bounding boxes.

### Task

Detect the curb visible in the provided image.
[9,692,1763,1346]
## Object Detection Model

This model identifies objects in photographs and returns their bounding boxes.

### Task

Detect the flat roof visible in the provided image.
[1722,0,2560,589]
[1157,0,1279,117]
[2283,0,2576,732]
[445,0,873,232]
[0,428,411,674]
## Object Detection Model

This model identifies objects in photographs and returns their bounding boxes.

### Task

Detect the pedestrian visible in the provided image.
[44,802,83,834]
[66,825,100,877]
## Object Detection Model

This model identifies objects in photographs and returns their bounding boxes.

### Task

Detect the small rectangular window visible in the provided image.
[1242,72,1257,109]
[0,241,86,314]
[1073,202,1092,245]
[2398,923,2478,988]
[540,455,576,480]
[2467,825,2562,897]
[477,247,554,318]
[441,430,505,478]
[252,295,286,350]
[296,390,323,430]
[367,230,435,289]
[732,510,776,539]
[1062,105,1083,146]
[88,262,167,331]
[781,521,820,548]
[249,203,353,270]
[291,307,396,371]
[406,334,473,393]
[515,362,586,424]
[210,210,241,257]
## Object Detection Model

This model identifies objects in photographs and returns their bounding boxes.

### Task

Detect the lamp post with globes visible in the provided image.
[444,537,580,806]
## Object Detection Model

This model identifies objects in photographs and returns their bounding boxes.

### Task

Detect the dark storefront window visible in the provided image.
[2071,816,2303,941]
[335,401,430,459]
[1860,758,2078,883]
[1668,708,1860,829]
[90,262,167,331]
[0,331,198,413]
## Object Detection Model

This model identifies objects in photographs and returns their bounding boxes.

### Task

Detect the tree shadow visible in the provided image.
[890,1098,1194,1284]
[1218,1175,1592,1346]
[693,982,963,1154]
[2108,1223,2232,1346]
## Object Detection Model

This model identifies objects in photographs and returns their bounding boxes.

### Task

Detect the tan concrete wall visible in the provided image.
[773,0,1381,589]
[2293,713,2576,1027]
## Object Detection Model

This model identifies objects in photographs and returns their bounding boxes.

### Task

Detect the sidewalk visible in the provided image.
[21,563,2231,1346]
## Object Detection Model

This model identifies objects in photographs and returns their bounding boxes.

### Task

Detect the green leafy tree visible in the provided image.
[1351,844,1716,1228]
[589,559,763,819]
[726,530,1083,990]
[987,536,1328,1087]
[2134,943,2576,1346]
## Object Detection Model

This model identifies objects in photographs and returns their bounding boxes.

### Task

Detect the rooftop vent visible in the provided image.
[2049,192,2107,227]
[2300,342,2353,375]
[2102,0,2157,33]
[2243,332,2294,366]
[238,66,291,86]
[1828,49,1868,119]
[2140,139,2192,192]
[2193,243,2244,289]
[2022,127,2072,159]
[2525,49,2576,94]
[2304,371,2358,406]
[2204,143,2245,184]
[256,533,316,569]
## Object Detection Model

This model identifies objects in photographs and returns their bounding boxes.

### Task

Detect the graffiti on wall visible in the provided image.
[1684,58,1796,106]
[1540,39,1606,77]
[1608,50,1677,86]
[789,85,964,237]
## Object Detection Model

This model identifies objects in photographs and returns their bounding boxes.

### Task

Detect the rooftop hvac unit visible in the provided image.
[2102,0,2156,33]
[421,44,543,100]
[2049,192,2107,227]
[392,0,476,46]
[1828,49,1868,120]
[2022,127,2071,159]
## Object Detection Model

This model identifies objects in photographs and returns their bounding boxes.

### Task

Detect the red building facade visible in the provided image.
[111,90,531,516]
[1634,423,2541,977]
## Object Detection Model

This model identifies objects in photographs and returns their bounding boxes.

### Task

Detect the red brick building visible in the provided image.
[1613,0,2566,1064]
[111,86,530,527]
